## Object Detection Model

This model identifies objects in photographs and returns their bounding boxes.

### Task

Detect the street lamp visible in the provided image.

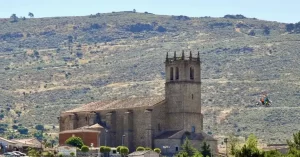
[105,129,108,146]
[224,138,228,157]
[121,135,126,146]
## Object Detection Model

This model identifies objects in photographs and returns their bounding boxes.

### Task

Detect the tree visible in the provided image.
[81,145,89,152]
[18,127,28,134]
[33,50,40,59]
[33,131,43,141]
[10,14,18,22]
[286,23,295,32]
[263,26,270,35]
[200,141,211,157]
[193,151,204,157]
[67,35,73,52]
[178,137,197,157]
[28,148,40,157]
[28,12,34,18]
[136,146,145,151]
[235,144,264,157]
[235,134,264,157]
[294,22,300,33]
[35,124,44,131]
[228,134,239,155]
[287,130,300,156]
[154,148,161,154]
[70,152,75,156]
[12,125,18,129]
[264,150,283,157]
[65,136,84,148]
[246,134,258,151]
[248,30,255,36]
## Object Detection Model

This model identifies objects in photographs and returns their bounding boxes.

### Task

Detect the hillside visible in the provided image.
[1,12,300,143]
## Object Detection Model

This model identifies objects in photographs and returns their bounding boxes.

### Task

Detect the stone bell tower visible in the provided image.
[165,50,203,133]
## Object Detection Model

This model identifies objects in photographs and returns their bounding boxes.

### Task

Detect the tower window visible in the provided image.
[192,94,194,99]
[175,67,179,80]
[190,67,194,80]
[158,123,161,131]
[191,126,195,133]
[176,147,179,151]
[170,67,174,80]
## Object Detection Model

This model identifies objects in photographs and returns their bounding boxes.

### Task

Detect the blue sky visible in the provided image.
[0,0,298,23]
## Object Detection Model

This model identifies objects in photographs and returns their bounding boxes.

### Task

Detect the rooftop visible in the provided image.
[59,129,100,134]
[156,130,217,141]
[128,150,159,156]
[65,96,165,113]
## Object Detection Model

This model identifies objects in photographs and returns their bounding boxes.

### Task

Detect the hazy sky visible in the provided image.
[0,0,298,23]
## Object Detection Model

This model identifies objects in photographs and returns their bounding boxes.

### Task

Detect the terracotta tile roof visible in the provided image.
[77,124,104,129]
[65,96,165,113]
[155,130,180,139]
[89,124,104,129]
[155,130,217,141]
[60,129,100,134]
[0,137,17,144]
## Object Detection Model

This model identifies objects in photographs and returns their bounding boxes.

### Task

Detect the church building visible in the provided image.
[59,51,218,155]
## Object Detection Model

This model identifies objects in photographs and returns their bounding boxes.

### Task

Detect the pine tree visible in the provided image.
[201,141,211,157]
[177,137,197,157]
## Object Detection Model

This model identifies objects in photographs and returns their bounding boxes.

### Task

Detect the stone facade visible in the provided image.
[59,51,217,154]
[59,129,101,147]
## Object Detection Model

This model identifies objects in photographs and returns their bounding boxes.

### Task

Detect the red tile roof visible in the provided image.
[64,96,165,113]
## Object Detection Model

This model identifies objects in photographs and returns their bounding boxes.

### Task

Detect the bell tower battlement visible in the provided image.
[165,50,203,133]
[165,50,201,83]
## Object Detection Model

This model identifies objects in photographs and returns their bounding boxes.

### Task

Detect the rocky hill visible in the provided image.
[1,12,300,143]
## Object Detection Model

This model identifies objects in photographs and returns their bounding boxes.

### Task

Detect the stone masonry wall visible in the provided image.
[60,102,166,151]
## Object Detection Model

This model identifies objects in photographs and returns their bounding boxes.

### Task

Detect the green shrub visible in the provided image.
[120,146,129,155]
[100,146,111,153]
[65,136,84,148]
[145,147,151,151]
[81,145,89,152]
[154,148,161,154]
[35,124,44,130]
[58,154,63,157]
[70,152,75,156]
[105,146,111,153]
[117,146,122,152]
[136,146,145,151]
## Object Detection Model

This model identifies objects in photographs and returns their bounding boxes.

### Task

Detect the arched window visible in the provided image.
[158,123,161,131]
[191,126,195,133]
[170,67,174,80]
[190,67,194,80]
[175,67,179,80]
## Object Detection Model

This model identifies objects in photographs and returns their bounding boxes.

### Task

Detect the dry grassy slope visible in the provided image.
[0,12,300,143]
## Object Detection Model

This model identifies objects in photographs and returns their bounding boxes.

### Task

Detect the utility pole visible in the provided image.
[105,129,108,146]
[224,138,228,157]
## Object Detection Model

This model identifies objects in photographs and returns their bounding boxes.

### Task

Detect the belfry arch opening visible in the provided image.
[170,67,174,80]
[190,67,194,80]
[175,67,179,80]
